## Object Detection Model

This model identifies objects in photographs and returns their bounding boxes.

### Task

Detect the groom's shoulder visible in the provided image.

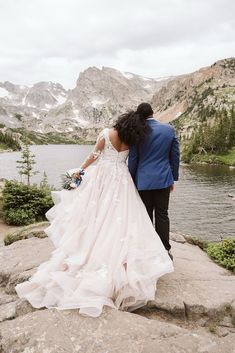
[150,118,175,133]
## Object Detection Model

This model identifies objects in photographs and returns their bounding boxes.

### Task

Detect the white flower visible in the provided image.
[96,264,108,278]
[116,217,123,224]
[120,237,127,242]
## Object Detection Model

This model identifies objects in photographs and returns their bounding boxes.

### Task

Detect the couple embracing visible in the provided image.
[16,102,180,318]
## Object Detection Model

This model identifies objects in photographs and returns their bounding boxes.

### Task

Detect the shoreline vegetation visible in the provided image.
[0,126,234,166]
[181,147,235,167]
[172,105,235,167]
[0,126,94,153]
[0,142,55,226]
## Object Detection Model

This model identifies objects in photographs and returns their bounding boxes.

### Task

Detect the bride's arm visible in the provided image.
[72,130,105,178]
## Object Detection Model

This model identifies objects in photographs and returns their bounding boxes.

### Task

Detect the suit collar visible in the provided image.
[147,116,158,123]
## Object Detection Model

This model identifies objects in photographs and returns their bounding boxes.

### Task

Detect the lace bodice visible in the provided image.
[98,128,129,165]
[70,128,129,177]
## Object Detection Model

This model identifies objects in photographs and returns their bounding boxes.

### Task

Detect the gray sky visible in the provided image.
[0,0,234,88]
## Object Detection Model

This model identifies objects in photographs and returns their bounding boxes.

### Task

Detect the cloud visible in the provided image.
[0,0,234,88]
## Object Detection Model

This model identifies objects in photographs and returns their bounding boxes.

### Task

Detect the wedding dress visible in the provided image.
[15,128,174,317]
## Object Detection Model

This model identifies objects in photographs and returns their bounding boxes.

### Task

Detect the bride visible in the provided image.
[15,107,174,317]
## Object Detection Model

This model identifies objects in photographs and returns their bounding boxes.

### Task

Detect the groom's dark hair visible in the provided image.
[136,103,154,119]
[113,102,153,146]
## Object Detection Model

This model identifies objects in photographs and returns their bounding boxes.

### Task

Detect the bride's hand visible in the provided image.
[72,172,81,179]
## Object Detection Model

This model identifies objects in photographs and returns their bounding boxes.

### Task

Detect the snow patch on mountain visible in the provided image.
[54,94,67,105]
[175,111,182,118]
[121,72,134,79]
[0,87,9,98]
[73,116,90,126]
[90,97,108,107]
[141,76,152,81]
[154,76,172,82]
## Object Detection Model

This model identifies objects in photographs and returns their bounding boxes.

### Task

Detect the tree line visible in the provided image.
[0,131,21,150]
[182,107,235,162]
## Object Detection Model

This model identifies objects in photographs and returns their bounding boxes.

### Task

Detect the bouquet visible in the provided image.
[61,169,85,190]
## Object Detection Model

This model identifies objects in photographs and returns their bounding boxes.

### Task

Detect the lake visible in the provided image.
[0,145,235,241]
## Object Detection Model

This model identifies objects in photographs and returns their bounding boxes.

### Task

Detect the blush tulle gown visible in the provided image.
[15,128,174,317]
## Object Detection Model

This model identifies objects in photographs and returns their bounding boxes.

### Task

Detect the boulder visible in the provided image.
[0,237,53,288]
[170,232,186,243]
[145,241,235,320]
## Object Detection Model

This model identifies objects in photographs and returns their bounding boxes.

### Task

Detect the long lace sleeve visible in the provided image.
[79,129,105,170]
[67,130,106,178]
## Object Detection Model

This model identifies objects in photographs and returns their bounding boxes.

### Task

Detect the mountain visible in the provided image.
[151,58,235,137]
[150,57,235,164]
[66,67,171,125]
[0,67,171,141]
[0,58,234,154]
[0,81,67,127]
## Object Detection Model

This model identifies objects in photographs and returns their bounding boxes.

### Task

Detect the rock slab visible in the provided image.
[1,307,235,353]
[0,237,235,353]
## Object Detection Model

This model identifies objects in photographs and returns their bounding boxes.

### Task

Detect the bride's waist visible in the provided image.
[97,158,127,166]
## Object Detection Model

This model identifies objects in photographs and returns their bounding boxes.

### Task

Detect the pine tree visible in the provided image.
[229,106,235,147]
[16,137,39,186]
[39,171,50,191]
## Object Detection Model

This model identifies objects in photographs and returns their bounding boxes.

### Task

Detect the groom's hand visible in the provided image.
[170,184,174,192]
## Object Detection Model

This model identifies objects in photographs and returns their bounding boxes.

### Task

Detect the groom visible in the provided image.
[128,103,180,260]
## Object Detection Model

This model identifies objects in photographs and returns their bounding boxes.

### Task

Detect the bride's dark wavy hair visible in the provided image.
[113,103,154,146]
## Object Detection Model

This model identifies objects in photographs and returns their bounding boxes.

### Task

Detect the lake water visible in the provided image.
[0,145,235,241]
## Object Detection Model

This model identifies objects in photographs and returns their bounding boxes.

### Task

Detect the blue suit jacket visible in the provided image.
[128,118,180,190]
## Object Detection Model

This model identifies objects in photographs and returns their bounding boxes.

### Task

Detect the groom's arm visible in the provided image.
[128,145,138,181]
[169,130,180,181]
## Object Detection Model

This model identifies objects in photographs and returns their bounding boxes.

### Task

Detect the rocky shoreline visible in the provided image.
[0,149,13,153]
[0,228,234,353]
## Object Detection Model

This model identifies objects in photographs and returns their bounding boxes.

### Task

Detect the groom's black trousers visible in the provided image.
[139,187,171,251]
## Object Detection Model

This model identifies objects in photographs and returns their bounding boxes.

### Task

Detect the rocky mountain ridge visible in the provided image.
[151,57,235,139]
[0,58,234,143]
[0,67,171,141]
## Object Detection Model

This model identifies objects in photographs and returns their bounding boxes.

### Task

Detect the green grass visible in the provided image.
[0,142,10,151]
[184,236,235,273]
[206,239,235,272]
[208,324,218,334]
[216,147,235,165]
[4,221,48,246]
[191,147,235,166]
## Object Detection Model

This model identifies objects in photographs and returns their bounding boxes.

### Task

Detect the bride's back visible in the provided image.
[108,129,129,152]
